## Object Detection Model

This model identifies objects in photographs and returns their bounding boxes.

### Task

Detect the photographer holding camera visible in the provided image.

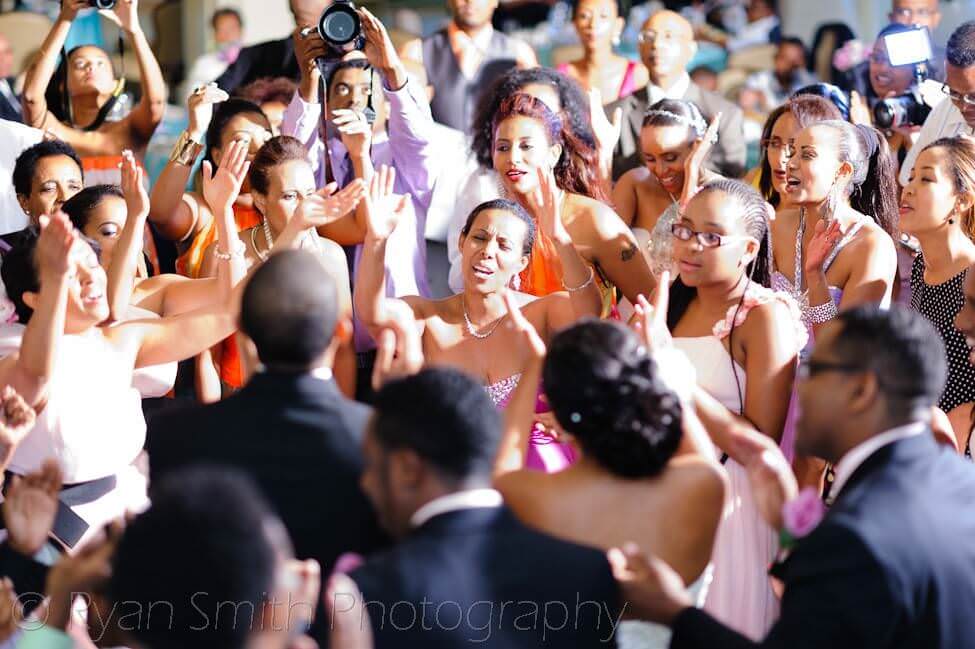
[282,5,438,399]
[900,21,975,187]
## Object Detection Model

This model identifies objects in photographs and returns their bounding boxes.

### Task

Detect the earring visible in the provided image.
[612,32,621,46]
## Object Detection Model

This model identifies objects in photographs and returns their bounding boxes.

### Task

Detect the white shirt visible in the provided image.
[829,422,927,499]
[727,15,780,53]
[899,98,975,187]
[648,73,692,105]
[0,119,43,235]
[409,488,503,529]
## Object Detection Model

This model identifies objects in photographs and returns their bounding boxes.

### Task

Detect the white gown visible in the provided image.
[617,568,713,649]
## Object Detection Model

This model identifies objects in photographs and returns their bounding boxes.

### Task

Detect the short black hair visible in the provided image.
[570,0,627,19]
[371,368,501,483]
[110,467,278,649]
[779,35,807,58]
[947,21,975,68]
[211,7,243,29]
[12,139,83,198]
[830,305,946,414]
[461,199,536,256]
[62,184,123,232]
[792,82,850,120]
[239,249,339,370]
[325,58,371,97]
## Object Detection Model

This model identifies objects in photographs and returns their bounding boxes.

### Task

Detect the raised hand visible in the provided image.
[680,113,722,208]
[120,150,149,220]
[293,180,367,231]
[371,299,424,391]
[590,88,623,166]
[804,218,843,274]
[359,8,402,78]
[363,165,409,240]
[332,108,372,161]
[58,0,90,22]
[632,270,673,352]
[607,542,692,624]
[201,139,250,214]
[849,90,873,127]
[293,27,327,102]
[526,168,569,244]
[187,83,229,140]
[0,386,36,472]
[3,458,61,556]
[503,290,546,361]
[103,0,141,34]
[45,521,123,631]
[36,212,78,280]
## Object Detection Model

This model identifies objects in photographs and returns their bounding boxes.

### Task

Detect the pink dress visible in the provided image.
[674,285,807,640]
[556,59,639,101]
[486,374,576,473]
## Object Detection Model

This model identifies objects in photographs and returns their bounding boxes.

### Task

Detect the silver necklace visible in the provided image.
[462,297,504,339]
[263,218,274,250]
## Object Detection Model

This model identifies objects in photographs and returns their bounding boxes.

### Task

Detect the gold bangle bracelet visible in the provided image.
[169,131,204,166]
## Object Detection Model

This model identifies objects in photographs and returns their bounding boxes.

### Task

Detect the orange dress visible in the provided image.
[176,202,262,390]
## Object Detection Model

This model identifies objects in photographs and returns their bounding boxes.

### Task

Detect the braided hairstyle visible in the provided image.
[544,319,683,478]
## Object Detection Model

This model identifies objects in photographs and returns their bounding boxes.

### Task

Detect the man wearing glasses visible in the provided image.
[606,10,745,181]
[899,21,975,187]
[889,0,945,81]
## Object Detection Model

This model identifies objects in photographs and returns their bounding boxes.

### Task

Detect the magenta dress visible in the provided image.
[555,60,640,101]
[485,375,576,473]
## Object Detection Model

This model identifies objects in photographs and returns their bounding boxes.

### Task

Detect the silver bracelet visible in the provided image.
[213,240,246,261]
[806,298,838,325]
[562,266,595,292]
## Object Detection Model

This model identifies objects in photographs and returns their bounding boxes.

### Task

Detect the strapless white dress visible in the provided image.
[617,569,712,648]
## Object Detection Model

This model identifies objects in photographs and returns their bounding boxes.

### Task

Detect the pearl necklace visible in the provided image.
[462,297,504,339]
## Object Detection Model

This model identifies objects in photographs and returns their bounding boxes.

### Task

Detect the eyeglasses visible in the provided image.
[638,29,678,44]
[941,84,975,106]
[762,138,796,157]
[891,7,937,20]
[670,223,754,248]
[797,359,862,380]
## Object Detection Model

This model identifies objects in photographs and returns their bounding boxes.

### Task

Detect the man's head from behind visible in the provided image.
[946,21,975,129]
[796,305,945,463]
[108,468,282,649]
[889,0,940,31]
[360,368,501,538]
[638,11,696,85]
[240,249,349,373]
[290,0,331,28]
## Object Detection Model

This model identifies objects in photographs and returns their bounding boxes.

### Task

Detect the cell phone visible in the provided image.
[884,28,933,67]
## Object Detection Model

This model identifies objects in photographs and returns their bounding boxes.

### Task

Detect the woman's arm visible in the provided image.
[583,202,657,304]
[739,301,799,444]
[611,170,638,227]
[112,0,166,141]
[106,151,150,320]
[20,1,87,129]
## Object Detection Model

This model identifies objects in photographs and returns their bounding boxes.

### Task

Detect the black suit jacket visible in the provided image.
[147,371,388,573]
[671,432,975,649]
[607,82,746,181]
[0,78,22,123]
[215,37,299,92]
[349,506,622,648]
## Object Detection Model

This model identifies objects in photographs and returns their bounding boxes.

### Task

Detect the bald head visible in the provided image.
[639,11,697,86]
[290,0,331,28]
[0,34,12,79]
[889,0,940,31]
[239,249,339,371]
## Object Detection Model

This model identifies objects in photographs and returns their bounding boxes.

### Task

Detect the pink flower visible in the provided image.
[782,487,826,539]
[833,40,870,72]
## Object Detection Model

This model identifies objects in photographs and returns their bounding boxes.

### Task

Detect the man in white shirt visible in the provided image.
[0,118,42,235]
[899,20,975,186]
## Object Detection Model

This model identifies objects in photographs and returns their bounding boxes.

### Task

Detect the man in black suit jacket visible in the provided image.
[148,250,387,579]
[215,0,329,92]
[334,368,623,648]
[0,36,22,123]
[607,10,745,180]
[611,305,975,649]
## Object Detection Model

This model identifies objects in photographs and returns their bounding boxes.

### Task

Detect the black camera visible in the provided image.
[873,92,931,129]
[89,0,117,8]
[318,0,365,58]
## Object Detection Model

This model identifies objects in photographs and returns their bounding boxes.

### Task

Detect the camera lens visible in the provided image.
[90,0,117,8]
[873,94,932,130]
[319,3,361,45]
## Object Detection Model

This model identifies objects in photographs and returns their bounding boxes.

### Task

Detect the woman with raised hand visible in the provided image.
[356,163,601,471]
[198,135,364,397]
[20,0,166,174]
[901,136,975,448]
[148,89,272,279]
[491,92,652,311]
[612,99,720,274]
[666,179,805,639]
[772,120,899,336]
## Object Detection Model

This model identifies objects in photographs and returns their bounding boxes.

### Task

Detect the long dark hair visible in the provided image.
[203,98,269,169]
[492,93,606,201]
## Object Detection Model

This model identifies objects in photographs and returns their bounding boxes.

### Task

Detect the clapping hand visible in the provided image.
[590,88,623,172]
[680,113,721,208]
[332,108,372,160]
[363,165,409,240]
[632,270,673,353]
[120,150,149,221]
[607,542,692,624]
[372,299,424,391]
[804,218,843,274]
[36,212,78,280]
[3,459,61,557]
[744,443,798,531]
[187,83,229,140]
[526,168,569,244]
[292,180,366,231]
[201,139,251,214]
[503,290,546,362]
[0,386,36,472]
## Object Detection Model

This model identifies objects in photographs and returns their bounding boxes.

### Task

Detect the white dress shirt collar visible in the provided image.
[409,488,503,529]
[829,422,927,499]
[648,72,691,104]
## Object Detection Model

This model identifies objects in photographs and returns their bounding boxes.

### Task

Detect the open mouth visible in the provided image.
[82,291,104,305]
[506,169,527,182]
[785,175,802,191]
[471,264,495,279]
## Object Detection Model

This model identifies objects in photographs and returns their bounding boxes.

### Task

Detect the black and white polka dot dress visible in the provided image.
[910,255,975,413]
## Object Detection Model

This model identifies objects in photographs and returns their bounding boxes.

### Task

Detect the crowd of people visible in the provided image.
[0,0,973,647]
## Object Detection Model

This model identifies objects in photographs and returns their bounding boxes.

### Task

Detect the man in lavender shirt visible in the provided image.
[281,9,438,398]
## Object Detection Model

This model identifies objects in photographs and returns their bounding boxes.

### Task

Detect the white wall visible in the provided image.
[233,0,296,46]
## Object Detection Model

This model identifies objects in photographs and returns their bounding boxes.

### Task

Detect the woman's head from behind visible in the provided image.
[759,94,842,204]
[640,99,707,196]
[459,199,536,293]
[62,185,126,268]
[248,136,316,233]
[544,319,683,478]
[901,136,975,241]
[787,120,898,234]
[672,179,771,289]
[13,139,84,225]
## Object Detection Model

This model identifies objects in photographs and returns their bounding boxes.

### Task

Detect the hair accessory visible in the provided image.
[643,107,707,137]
